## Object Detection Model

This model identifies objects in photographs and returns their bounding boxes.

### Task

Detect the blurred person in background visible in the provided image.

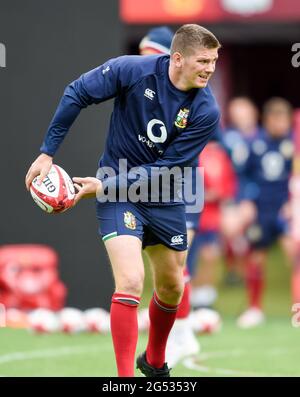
[139,26,200,368]
[223,97,261,202]
[221,97,261,284]
[139,26,173,56]
[188,136,236,309]
[235,97,295,328]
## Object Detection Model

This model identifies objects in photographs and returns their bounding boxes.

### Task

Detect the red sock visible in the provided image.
[246,258,264,309]
[146,292,178,368]
[110,292,140,377]
[177,268,191,319]
[292,258,300,304]
[224,241,235,271]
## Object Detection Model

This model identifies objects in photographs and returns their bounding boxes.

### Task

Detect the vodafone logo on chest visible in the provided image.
[138,119,168,155]
[147,119,167,143]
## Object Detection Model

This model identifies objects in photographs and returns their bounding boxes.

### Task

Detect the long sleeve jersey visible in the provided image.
[40,55,220,204]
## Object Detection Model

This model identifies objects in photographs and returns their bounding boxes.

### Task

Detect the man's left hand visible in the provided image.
[72,177,103,206]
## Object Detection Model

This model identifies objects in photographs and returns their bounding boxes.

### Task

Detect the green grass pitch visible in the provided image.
[0,244,299,377]
[0,318,299,377]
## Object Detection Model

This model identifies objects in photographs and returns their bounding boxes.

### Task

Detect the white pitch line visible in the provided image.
[183,349,293,377]
[0,345,297,377]
[196,349,244,360]
[183,357,265,377]
[0,345,108,365]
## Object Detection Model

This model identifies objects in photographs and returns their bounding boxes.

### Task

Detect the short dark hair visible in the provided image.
[263,97,293,118]
[170,24,221,56]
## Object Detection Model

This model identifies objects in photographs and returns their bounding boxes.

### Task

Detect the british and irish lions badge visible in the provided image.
[124,211,136,230]
[175,108,189,129]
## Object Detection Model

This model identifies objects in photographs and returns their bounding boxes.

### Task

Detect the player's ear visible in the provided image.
[171,51,184,68]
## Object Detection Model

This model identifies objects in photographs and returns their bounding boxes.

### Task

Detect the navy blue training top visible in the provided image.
[240,129,293,211]
[40,55,220,202]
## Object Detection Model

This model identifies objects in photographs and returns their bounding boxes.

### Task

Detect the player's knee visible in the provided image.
[156,281,184,305]
[202,245,220,263]
[115,274,144,296]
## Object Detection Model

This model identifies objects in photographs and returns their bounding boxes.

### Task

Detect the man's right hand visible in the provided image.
[25,153,53,191]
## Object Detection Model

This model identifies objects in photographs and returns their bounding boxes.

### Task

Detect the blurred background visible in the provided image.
[0,0,300,376]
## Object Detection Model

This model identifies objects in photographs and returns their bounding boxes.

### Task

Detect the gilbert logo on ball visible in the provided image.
[30,164,75,213]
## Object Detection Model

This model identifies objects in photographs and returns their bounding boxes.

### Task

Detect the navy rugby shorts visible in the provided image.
[96,200,187,251]
[246,208,289,249]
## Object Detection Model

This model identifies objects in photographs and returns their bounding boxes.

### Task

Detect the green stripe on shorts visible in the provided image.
[102,231,118,242]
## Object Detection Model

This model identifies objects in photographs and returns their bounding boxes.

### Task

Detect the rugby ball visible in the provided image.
[30,164,75,213]
[83,308,110,333]
[138,308,150,332]
[27,309,61,333]
[189,308,222,334]
[59,307,86,334]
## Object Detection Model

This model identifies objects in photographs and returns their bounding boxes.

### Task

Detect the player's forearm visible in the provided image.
[40,80,93,156]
